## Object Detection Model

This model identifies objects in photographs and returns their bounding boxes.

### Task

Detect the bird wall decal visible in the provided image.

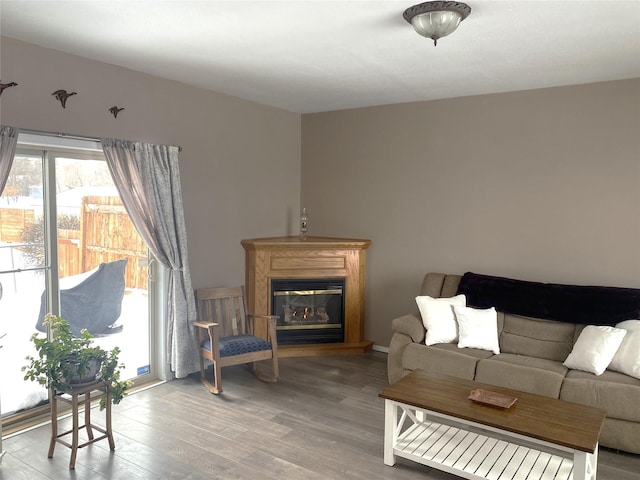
[0,82,18,95]
[109,106,125,118]
[52,89,77,108]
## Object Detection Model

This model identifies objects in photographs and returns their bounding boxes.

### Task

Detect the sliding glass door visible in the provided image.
[0,136,154,419]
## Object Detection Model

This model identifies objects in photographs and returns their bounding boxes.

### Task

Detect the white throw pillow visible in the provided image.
[416,294,466,345]
[563,325,627,376]
[608,320,640,379]
[453,305,500,354]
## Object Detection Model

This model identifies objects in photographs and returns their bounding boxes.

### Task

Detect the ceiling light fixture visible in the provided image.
[403,1,471,46]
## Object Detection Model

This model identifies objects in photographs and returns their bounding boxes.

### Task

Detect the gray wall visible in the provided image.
[302,79,640,347]
[3,37,639,350]
[0,36,301,289]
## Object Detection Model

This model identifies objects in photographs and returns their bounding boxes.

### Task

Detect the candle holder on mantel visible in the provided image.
[299,208,308,240]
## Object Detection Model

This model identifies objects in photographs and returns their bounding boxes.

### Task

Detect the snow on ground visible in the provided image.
[0,243,149,416]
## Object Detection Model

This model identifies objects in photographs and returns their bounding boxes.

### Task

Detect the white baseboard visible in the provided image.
[372,344,389,354]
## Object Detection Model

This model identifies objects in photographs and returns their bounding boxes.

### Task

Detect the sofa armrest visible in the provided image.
[388,313,426,384]
[392,313,425,344]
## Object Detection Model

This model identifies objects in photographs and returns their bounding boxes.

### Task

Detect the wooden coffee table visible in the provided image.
[379,371,606,480]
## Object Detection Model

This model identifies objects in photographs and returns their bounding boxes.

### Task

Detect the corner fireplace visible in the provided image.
[271,278,345,345]
[242,236,372,356]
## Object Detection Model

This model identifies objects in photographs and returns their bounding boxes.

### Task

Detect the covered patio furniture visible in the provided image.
[36,259,128,337]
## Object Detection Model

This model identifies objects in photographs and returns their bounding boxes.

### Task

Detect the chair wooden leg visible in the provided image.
[200,361,222,395]
[272,355,279,381]
[198,354,206,384]
[212,361,223,394]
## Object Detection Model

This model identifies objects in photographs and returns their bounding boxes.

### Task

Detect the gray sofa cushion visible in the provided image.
[420,272,462,298]
[560,369,640,422]
[475,354,568,398]
[599,417,640,457]
[499,314,577,362]
[402,343,493,380]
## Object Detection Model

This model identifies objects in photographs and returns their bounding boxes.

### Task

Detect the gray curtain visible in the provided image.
[101,138,198,378]
[0,126,19,194]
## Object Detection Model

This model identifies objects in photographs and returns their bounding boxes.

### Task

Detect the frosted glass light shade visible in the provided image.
[403,2,471,46]
[411,11,462,44]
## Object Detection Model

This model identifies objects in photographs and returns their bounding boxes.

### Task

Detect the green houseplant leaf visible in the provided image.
[23,313,132,410]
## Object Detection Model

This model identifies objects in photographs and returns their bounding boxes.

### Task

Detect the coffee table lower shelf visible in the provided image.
[384,401,597,480]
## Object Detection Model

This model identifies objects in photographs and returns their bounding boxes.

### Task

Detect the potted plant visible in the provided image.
[23,313,132,409]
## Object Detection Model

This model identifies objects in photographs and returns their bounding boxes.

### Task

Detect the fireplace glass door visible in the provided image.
[271,278,345,345]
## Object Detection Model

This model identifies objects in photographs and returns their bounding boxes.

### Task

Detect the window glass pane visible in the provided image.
[52,155,151,383]
[0,153,48,414]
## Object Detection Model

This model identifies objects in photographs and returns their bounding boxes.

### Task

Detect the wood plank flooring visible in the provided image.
[2,352,639,479]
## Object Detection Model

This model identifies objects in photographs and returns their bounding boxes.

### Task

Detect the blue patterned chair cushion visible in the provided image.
[202,334,272,357]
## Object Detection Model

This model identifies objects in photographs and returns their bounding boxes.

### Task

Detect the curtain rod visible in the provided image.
[17,128,183,152]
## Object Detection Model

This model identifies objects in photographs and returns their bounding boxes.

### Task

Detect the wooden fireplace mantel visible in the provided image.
[241,236,373,357]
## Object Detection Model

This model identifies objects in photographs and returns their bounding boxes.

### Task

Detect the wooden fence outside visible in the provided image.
[58,229,81,280]
[0,207,34,243]
[80,196,148,290]
[0,196,148,290]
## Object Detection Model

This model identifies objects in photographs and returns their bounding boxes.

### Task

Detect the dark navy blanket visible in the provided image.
[456,272,640,326]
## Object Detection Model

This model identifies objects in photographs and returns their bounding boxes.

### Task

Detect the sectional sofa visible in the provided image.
[387,272,640,454]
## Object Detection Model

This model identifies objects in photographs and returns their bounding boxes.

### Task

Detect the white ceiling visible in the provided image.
[1,1,639,114]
